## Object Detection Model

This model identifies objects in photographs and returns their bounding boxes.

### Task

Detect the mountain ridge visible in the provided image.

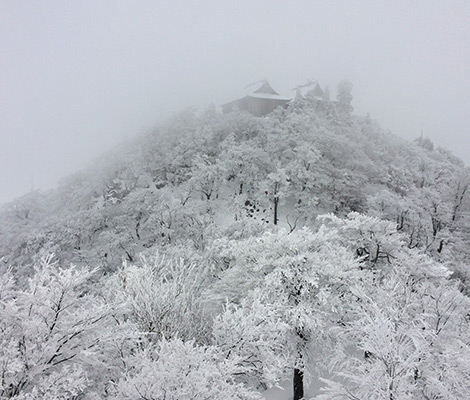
[1,92,468,275]
[2,87,470,399]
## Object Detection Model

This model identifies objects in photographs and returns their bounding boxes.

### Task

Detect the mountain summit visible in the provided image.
[1,82,470,399]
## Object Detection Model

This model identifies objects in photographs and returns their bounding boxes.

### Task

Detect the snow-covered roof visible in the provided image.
[247,92,292,101]
[253,80,279,95]
[221,80,292,116]
[245,80,291,101]
[223,80,291,103]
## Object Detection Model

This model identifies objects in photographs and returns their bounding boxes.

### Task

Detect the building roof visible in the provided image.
[253,80,279,95]
[247,92,291,101]
[244,80,290,101]
[223,80,291,103]
[221,80,292,116]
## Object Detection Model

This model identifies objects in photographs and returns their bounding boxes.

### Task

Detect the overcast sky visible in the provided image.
[1,1,470,204]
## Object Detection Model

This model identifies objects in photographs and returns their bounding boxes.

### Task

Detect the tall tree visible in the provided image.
[210,226,360,399]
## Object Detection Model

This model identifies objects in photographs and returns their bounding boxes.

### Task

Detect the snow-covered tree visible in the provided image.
[316,214,469,400]
[319,270,470,400]
[0,256,111,398]
[110,337,262,400]
[336,80,353,116]
[209,226,360,399]
[108,254,210,344]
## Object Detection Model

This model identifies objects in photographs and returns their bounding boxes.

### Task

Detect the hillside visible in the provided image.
[2,92,469,274]
[1,88,470,399]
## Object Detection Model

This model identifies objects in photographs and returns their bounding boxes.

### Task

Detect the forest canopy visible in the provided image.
[1,84,470,399]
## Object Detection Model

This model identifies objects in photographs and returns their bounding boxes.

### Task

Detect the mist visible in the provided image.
[1,0,470,204]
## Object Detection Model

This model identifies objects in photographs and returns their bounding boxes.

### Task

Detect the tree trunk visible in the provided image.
[293,326,305,400]
[293,366,304,400]
[273,182,279,225]
[273,196,279,225]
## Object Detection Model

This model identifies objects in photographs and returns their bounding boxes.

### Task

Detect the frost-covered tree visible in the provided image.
[210,226,360,400]
[319,270,470,400]
[0,256,111,398]
[110,337,262,400]
[108,254,211,344]
[336,79,353,115]
[213,294,290,389]
[316,215,470,400]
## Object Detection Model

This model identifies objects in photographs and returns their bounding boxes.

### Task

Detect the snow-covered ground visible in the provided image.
[262,377,324,400]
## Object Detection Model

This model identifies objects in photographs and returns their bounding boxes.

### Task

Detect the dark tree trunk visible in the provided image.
[273,196,279,225]
[293,366,304,400]
[273,182,279,225]
[293,326,305,400]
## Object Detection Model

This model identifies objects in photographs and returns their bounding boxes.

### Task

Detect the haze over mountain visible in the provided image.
[2,2,470,398]
[1,1,470,204]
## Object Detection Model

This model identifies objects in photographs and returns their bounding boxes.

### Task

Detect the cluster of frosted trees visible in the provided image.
[1,85,470,398]
[2,87,468,274]
[1,213,469,399]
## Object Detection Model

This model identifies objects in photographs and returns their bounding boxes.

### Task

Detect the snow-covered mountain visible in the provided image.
[1,86,470,399]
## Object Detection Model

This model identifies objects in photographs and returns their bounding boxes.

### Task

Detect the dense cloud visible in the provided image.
[1,1,470,203]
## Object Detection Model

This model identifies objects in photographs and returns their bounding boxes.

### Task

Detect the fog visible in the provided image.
[1,1,470,204]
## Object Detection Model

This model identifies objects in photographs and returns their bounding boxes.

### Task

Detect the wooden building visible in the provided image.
[221,81,291,117]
